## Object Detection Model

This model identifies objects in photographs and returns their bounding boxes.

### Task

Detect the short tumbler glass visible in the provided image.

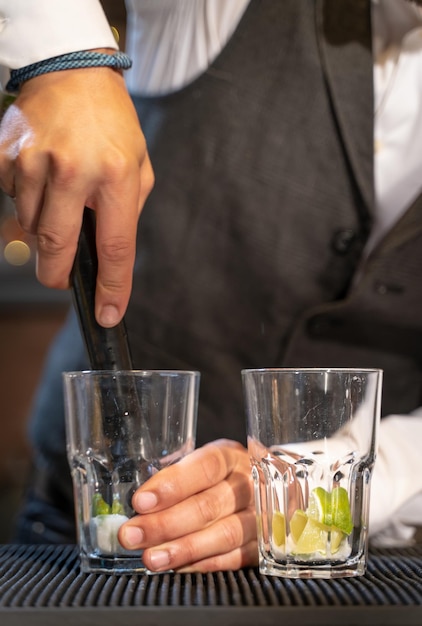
[242,368,382,579]
[63,369,200,574]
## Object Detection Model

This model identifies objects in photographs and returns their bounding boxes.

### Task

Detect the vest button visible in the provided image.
[331,229,357,254]
[374,281,404,295]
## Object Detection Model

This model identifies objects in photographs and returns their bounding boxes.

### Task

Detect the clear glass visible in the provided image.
[63,369,200,575]
[242,368,383,579]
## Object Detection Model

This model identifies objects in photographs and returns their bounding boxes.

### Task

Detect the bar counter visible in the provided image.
[1,543,422,625]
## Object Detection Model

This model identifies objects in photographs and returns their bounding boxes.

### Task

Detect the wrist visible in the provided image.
[5,50,132,94]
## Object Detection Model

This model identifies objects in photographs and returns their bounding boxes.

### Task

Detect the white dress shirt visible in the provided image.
[0,0,117,68]
[124,0,249,94]
[0,0,421,544]
[372,0,422,250]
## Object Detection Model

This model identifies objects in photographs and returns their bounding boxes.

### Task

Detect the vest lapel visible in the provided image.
[316,0,374,218]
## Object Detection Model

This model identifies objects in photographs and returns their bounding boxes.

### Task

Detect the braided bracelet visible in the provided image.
[6,50,132,93]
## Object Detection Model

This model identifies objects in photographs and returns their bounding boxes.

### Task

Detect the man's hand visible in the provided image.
[118,439,258,572]
[0,65,154,327]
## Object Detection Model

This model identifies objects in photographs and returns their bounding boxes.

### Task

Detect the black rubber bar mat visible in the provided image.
[1,544,422,625]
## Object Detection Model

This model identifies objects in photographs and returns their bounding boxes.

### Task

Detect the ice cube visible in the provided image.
[90,514,129,555]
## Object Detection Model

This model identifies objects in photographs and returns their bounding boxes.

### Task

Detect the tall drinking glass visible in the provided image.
[63,369,200,574]
[242,368,382,578]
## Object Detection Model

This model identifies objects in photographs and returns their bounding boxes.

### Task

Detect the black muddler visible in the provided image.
[70,206,133,371]
[70,207,152,480]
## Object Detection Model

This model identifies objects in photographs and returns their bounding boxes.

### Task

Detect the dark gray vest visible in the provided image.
[126,0,422,445]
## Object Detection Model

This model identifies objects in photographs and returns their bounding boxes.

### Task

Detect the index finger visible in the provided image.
[132,439,248,514]
[93,151,154,327]
[93,196,138,328]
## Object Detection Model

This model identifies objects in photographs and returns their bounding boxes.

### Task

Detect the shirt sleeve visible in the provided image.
[326,407,422,545]
[286,407,422,546]
[369,410,422,546]
[0,0,118,70]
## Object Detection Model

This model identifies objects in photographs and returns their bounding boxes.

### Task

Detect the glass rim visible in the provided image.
[62,369,201,378]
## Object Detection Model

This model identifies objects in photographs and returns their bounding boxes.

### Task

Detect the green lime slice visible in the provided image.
[290,509,308,543]
[293,518,328,555]
[307,487,332,528]
[111,494,125,515]
[331,486,353,535]
[307,486,353,536]
[272,511,286,547]
[92,493,110,516]
[330,528,345,553]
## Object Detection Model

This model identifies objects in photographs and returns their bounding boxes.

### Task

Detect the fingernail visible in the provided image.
[98,304,120,327]
[121,525,144,548]
[149,550,171,570]
[134,491,158,512]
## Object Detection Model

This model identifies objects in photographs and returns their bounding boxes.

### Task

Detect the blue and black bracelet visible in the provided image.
[6,50,132,93]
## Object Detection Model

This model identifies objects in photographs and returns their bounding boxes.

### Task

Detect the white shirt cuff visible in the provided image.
[369,411,422,545]
[0,0,118,70]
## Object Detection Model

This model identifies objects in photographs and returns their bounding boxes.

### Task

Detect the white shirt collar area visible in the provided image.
[370,0,422,252]
[372,0,422,57]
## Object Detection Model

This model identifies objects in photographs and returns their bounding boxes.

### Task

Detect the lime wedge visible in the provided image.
[331,486,353,535]
[293,518,328,555]
[307,487,332,528]
[111,494,124,515]
[307,486,353,536]
[330,528,345,553]
[272,511,286,546]
[92,493,110,516]
[290,509,308,543]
